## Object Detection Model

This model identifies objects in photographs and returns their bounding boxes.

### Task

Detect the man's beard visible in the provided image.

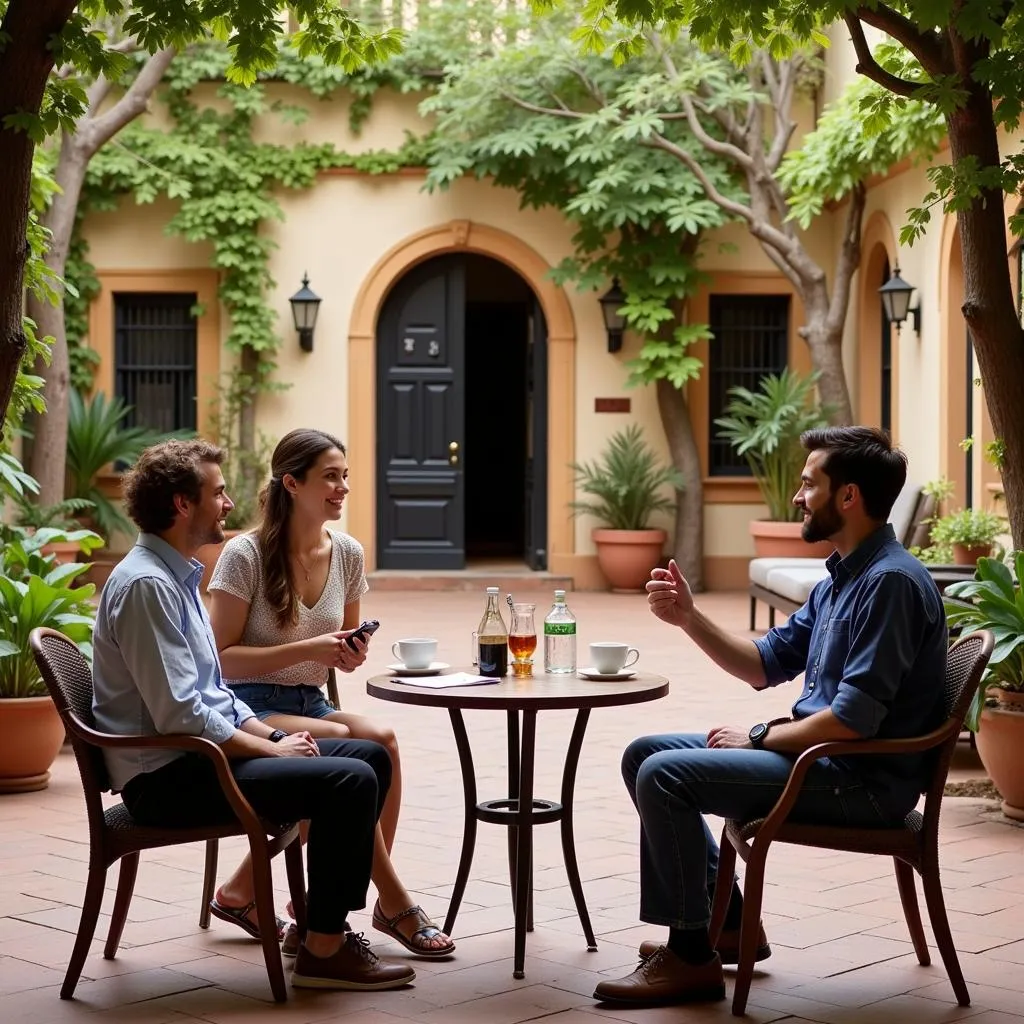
[801,495,843,543]
[194,518,225,549]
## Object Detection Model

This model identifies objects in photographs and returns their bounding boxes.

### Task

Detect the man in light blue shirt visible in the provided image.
[92,438,414,992]
[595,427,946,1009]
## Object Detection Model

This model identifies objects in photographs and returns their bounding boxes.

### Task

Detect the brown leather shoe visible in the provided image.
[638,924,771,965]
[291,931,416,990]
[281,923,299,959]
[594,946,725,1006]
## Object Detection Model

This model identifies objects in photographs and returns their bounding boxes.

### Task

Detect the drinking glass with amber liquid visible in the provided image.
[509,603,537,678]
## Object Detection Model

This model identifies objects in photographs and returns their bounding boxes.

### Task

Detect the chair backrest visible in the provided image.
[921,630,994,833]
[30,628,114,824]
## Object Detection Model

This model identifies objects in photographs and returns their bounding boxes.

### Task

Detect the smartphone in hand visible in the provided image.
[345,619,380,651]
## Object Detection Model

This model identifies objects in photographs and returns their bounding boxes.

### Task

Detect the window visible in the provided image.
[707,294,790,476]
[114,293,198,433]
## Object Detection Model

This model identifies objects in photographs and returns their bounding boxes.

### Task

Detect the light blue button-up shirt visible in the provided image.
[92,534,255,792]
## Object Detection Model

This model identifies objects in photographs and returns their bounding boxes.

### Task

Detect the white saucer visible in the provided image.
[387,661,450,677]
[578,667,637,682]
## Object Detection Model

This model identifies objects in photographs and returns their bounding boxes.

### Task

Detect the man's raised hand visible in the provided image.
[645,558,694,629]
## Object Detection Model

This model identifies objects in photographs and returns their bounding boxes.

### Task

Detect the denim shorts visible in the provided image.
[231,683,336,722]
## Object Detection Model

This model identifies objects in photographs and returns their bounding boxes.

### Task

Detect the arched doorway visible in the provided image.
[346,221,577,572]
[374,253,547,569]
[941,222,971,508]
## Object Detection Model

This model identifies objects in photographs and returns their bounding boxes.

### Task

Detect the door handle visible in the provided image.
[449,440,459,466]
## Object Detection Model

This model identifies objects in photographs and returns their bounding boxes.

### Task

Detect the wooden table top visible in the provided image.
[366,669,669,711]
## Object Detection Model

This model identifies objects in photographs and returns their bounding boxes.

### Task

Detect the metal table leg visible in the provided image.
[513,710,537,979]
[443,708,477,937]
[560,708,597,950]
[506,709,534,931]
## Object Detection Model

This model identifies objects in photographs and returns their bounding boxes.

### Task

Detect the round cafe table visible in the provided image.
[366,668,669,978]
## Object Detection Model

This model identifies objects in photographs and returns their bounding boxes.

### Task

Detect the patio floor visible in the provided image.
[2,589,1023,1024]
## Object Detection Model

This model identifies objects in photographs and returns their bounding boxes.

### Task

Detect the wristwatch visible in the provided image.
[748,716,791,749]
[268,729,288,743]
[748,722,771,749]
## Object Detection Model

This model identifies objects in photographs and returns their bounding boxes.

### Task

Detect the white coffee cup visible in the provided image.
[392,637,438,670]
[589,642,640,675]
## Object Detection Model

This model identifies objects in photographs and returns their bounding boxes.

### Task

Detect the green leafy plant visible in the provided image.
[930,508,1006,550]
[12,494,96,532]
[569,423,684,530]
[945,555,1024,730]
[714,369,832,522]
[66,389,190,540]
[0,551,97,699]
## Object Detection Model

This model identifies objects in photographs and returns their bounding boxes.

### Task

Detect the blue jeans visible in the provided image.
[622,733,896,931]
[232,683,336,722]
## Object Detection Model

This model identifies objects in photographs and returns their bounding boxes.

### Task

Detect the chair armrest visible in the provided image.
[70,718,263,834]
[753,721,955,843]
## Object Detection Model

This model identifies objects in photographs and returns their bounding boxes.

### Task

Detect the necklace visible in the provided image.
[294,545,322,583]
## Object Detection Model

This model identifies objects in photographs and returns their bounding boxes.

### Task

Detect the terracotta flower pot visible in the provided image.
[0,696,66,793]
[952,543,992,566]
[592,528,667,593]
[749,520,834,559]
[975,692,1024,822]
[40,540,82,566]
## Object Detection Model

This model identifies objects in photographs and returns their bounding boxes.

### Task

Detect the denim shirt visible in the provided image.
[753,525,947,811]
[92,534,254,792]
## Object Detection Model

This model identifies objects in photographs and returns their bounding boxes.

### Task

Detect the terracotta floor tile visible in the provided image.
[1,592,1021,1024]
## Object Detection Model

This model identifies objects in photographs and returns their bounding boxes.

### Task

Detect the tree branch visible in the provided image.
[79,46,176,157]
[827,182,866,332]
[844,13,925,98]
[500,92,587,120]
[851,5,949,80]
[765,58,797,173]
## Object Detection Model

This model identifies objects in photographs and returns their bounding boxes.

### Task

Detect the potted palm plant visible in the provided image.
[0,529,99,791]
[714,369,834,558]
[945,554,1024,821]
[570,423,684,591]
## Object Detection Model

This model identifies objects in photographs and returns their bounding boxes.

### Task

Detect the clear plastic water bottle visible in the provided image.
[544,589,576,674]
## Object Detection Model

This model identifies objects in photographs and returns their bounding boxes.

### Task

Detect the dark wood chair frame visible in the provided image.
[30,627,308,1003]
[708,629,994,1016]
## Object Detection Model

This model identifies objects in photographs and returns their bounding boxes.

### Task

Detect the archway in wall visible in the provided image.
[346,221,577,572]
[857,212,898,433]
[373,253,547,570]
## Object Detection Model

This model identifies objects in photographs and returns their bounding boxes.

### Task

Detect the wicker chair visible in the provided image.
[709,629,994,1016]
[30,627,307,1003]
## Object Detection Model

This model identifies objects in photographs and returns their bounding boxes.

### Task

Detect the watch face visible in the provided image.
[749,723,768,743]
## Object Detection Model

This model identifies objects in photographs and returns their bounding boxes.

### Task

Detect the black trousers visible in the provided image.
[122,738,390,934]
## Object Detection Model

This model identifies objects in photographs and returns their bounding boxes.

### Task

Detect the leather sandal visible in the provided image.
[371,900,455,958]
[209,898,286,941]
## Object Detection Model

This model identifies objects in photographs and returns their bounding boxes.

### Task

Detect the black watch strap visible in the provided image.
[268,729,288,743]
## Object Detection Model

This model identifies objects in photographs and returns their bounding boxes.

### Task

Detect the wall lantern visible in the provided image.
[599,278,627,353]
[289,273,322,352]
[878,265,921,333]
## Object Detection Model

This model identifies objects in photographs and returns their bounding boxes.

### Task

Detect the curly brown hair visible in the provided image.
[123,439,224,534]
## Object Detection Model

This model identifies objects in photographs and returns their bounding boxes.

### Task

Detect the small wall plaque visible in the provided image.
[595,397,631,413]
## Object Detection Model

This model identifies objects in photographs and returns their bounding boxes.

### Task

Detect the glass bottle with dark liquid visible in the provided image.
[477,586,509,677]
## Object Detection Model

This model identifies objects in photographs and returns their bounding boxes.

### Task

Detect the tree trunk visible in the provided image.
[655,377,705,591]
[946,96,1024,549]
[27,134,89,505]
[0,1,77,432]
[800,281,854,426]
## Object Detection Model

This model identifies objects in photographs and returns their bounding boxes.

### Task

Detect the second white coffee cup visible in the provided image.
[589,642,640,674]
[392,637,438,669]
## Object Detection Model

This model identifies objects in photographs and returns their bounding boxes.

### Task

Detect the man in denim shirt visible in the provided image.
[595,427,946,1008]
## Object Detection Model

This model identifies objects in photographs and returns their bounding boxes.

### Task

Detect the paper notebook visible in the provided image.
[391,672,500,689]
